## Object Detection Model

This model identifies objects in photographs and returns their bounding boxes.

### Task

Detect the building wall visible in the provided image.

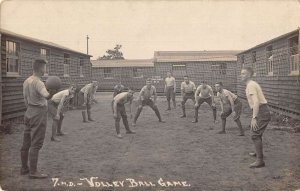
[237,31,300,117]
[92,67,155,91]
[1,34,91,122]
[154,61,237,93]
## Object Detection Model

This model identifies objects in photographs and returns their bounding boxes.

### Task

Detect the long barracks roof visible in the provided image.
[0,28,92,57]
[238,28,300,55]
[154,51,240,62]
[91,59,154,68]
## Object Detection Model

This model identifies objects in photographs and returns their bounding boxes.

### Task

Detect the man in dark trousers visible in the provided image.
[21,59,55,179]
[133,79,165,126]
[164,72,176,110]
[78,81,98,122]
[113,89,136,138]
[241,67,271,168]
[215,82,244,136]
[180,75,196,118]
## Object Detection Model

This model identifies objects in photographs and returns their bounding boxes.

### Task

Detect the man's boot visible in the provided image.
[29,150,48,179]
[87,110,94,122]
[181,105,186,118]
[154,107,165,123]
[250,137,265,168]
[56,115,66,136]
[82,111,88,123]
[133,107,142,126]
[51,120,60,142]
[192,108,198,123]
[236,119,244,136]
[166,101,171,110]
[20,151,29,175]
[217,119,226,134]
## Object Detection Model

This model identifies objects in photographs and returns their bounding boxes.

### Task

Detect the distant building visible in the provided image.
[237,28,300,118]
[0,29,92,123]
[153,51,240,93]
[91,59,155,91]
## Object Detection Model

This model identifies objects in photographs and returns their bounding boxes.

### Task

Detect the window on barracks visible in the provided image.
[104,68,113,79]
[6,40,20,75]
[172,64,187,77]
[266,46,273,75]
[288,36,299,76]
[41,48,50,75]
[211,63,227,75]
[133,68,143,78]
[64,53,70,77]
[79,58,84,77]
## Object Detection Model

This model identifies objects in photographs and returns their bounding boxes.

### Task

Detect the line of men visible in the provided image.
[20,59,270,180]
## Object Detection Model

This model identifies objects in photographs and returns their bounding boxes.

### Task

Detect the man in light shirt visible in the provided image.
[48,85,77,141]
[215,82,244,136]
[180,75,196,118]
[193,81,217,123]
[78,81,98,122]
[133,79,165,126]
[241,67,271,168]
[113,89,136,138]
[22,59,55,179]
[164,72,176,110]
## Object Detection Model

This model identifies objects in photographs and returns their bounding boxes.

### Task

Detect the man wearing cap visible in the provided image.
[113,89,136,138]
[241,67,271,168]
[164,72,176,110]
[48,85,77,142]
[79,81,98,122]
[215,82,244,136]
[133,79,165,126]
[21,59,55,179]
[193,81,217,124]
[180,75,196,118]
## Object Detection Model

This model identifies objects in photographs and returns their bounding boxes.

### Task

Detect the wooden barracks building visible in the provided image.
[237,28,300,118]
[0,29,92,124]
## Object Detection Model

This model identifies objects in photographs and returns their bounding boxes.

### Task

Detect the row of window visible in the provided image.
[5,40,86,77]
[103,68,144,78]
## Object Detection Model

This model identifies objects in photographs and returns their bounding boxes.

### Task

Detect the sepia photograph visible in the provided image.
[0,0,300,190]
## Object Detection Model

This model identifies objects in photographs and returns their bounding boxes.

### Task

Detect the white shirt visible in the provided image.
[246,80,267,109]
[140,85,156,100]
[195,85,214,98]
[23,75,48,107]
[217,89,237,104]
[165,77,176,87]
[181,81,196,93]
[51,89,71,104]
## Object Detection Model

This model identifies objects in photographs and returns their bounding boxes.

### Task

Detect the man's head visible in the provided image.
[201,80,207,88]
[33,59,47,76]
[167,72,172,78]
[146,78,152,88]
[92,81,98,87]
[127,89,135,98]
[68,85,77,95]
[240,67,254,83]
[183,75,189,83]
[215,82,223,92]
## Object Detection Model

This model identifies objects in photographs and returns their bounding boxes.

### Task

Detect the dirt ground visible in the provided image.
[0,92,300,191]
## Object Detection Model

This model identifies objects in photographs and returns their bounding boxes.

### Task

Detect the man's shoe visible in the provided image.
[192,120,198,123]
[126,131,136,134]
[29,172,48,179]
[51,137,61,142]
[217,130,226,134]
[20,168,29,175]
[180,115,186,118]
[249,161,265,168]
[249,152,256,157]
[117,134,123,139]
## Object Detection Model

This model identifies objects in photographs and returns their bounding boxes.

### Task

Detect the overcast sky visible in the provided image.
[1,0,300,59]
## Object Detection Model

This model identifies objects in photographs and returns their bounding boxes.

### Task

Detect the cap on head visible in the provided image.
[146,78,152,85]
[243,67,254,77]
[33,59,47,72]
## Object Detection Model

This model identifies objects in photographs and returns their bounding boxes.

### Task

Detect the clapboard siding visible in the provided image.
[1,31,92,123]
[237,29,300,118]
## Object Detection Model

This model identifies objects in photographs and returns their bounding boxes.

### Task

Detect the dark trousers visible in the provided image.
[115,104,131,134]
[220,98,243,133]
[166,86,176,108]
[21,105,48,174]
[195,97,216,121]
[78,91,92,120]
[181,92,195,116]
[134,99,162,122]
[48,100,65,135]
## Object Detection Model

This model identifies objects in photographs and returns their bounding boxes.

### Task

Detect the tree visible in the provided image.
[98,44,125,60]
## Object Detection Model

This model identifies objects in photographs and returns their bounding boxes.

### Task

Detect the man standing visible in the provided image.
[193,81,217,123]
[215,82,244,136]
[164,72,176,110]
[48,85,77,141]
[113,90,136,138]
[133,79,165,126]
[79,81,98,122]
[241,67,271,168]
[21,59,54,179]
[180,75,196,118]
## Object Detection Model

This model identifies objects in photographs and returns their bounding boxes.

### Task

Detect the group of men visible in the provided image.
[20,58,270,179]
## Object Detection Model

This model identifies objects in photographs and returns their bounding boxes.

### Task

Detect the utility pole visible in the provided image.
[86,35,89,55]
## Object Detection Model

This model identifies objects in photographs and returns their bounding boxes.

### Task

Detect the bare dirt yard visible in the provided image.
[0,92,300,191]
